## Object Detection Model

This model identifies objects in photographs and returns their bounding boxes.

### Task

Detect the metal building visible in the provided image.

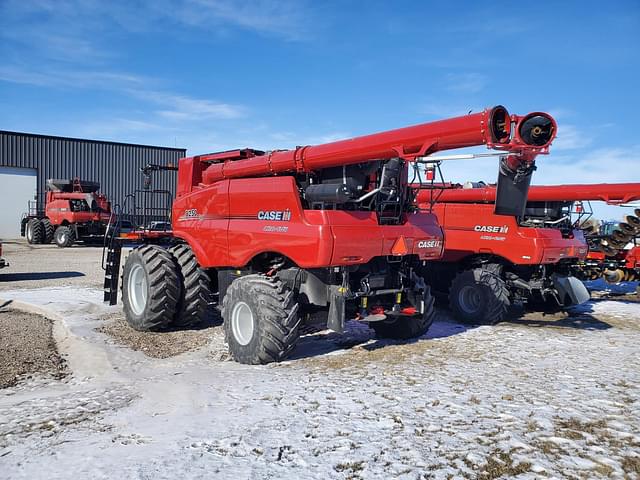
[0,130,186,239]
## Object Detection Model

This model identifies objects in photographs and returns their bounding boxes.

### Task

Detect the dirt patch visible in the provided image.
[0,308,66,388]
[476,449,532,479]
[621,455,640,476]
[97,313,225,358]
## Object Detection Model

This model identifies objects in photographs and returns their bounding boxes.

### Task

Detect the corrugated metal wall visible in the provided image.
[0,131,185,214]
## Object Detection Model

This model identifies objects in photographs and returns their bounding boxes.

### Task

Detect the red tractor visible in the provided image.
[416,182,640,323]
[104,106,556,364]
[21,178,112,248]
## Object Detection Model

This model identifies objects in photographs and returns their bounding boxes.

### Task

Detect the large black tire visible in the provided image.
[169,243,213,328]
[26,219,44,244]
[20,217,28,237]
[370,285,436,340]
[54,225,75,248]
[222,274,301,364]
[122,245,181,331]
[449,264,510,325]
[42,219,54,244]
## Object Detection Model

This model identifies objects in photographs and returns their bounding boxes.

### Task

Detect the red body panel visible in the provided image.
[44,191,111,226]
[173,176,443,268]
[417,183,640,205]
[430,203,587,265]
[624,246,640,269]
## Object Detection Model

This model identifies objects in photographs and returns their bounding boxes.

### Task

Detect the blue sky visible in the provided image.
[1,0,639,219]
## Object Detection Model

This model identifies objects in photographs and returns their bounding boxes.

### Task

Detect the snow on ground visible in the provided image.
[0,287,639,479]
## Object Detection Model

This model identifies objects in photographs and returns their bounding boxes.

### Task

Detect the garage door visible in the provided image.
[0,167,37,239]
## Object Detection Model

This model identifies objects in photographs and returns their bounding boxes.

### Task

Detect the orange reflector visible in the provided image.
[391,235,409,256]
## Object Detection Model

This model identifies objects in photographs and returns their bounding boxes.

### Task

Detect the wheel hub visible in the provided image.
[231,301,255,346]
[458,285,482,314]
[128,263,148,315]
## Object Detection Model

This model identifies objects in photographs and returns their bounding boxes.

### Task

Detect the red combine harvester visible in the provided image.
[416,182,640,323]
[21,178,112,248]
[104,106,556,364]
[422,182,640,283]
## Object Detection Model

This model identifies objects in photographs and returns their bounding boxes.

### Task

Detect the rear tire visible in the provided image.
[54,226,75,248]
[42,219,54,244]
[122,245,181,331]
[222,274,300,364]
[370,285,436,340]
[169,244,213,328]
[449,264,510,325]
[26,219,44,244]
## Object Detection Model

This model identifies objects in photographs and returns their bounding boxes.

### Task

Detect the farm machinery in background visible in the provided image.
[416,181,591,324]
[424,182,640,284]
[21,178,112,248]
[103,105,556,364]
[416,181,640,323]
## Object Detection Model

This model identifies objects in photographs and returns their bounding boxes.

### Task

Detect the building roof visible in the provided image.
[0,130,187,153]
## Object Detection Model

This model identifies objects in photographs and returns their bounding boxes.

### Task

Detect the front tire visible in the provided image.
[449,264,510,325]
[54,226,75,248]
[222,274,300,364]
[122,245,181,331]
[370,285,436,340]
[169,244,213,328]
[26,219,44,244]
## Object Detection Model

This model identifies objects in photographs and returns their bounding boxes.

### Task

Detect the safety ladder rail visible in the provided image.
[103,238,123,305]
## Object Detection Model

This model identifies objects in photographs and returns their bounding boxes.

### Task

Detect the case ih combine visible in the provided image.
[416,182,590,323]
[104,106,556,364]
[416,182,640,323]
[21,178,112,248]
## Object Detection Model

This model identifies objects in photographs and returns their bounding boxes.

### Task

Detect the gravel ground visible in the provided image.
[0,240,105,291]
[0,307,66,388]
[97,311,226,359]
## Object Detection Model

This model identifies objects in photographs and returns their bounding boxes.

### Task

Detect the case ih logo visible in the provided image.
[258,210,292,221]
[417,240,441,248]
[474,225,509,234]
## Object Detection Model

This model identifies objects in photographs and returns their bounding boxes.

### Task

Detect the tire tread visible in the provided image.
[222,274,300,364]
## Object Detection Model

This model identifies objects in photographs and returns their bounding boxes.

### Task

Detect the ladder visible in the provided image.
[103,239,122,305]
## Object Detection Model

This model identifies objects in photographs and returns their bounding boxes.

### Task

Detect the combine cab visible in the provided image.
[20,178,112,248]
[104,106,556,363]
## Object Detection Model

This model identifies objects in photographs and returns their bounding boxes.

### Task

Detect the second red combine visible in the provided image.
[416,182,640,323]
[21,178,112,248]
[104,106,555,364]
